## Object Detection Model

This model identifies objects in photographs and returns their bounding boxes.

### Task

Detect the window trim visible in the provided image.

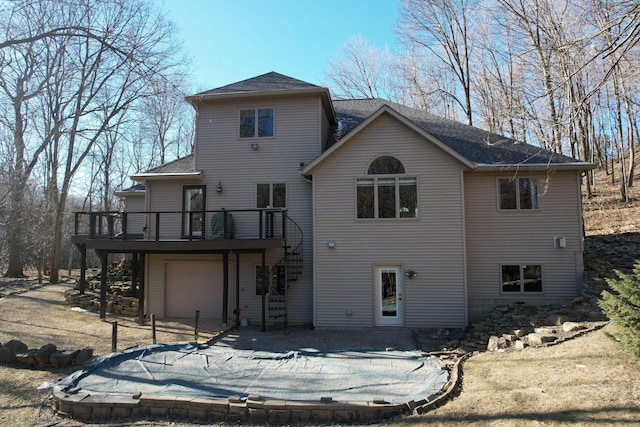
[497,177,539,211]
[356,155,417,220]
[238,107,275,139]
[500,264,543,294]
[256,182,287,209]
[355,175,418,220]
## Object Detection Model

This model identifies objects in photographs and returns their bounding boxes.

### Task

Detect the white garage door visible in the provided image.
[165,261,223,319]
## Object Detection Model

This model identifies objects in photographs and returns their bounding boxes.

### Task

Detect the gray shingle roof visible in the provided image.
[331,99,582,166]
[194,72,322,97]
[144,154,195,174]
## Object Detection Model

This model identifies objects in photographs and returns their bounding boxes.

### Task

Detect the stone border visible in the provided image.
[50,349,468,425]
[528,321,609,348]
[52,387,411,424]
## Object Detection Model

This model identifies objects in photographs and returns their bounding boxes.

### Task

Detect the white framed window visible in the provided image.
[239,108,274,138]
[257,183,286,208]
[501,264,542,293]
[498,177,538,210]
[356,156,417,219]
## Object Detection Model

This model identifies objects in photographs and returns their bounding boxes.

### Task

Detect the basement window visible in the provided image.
[502,264,542,293]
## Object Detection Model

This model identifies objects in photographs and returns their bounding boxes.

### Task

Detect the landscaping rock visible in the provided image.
[4,339,28,354]
[74,347,94,365]
[527,333,557,346]
[50,349,79,368]
[0,346,16,363]
[15,349,39,366]
[0,339,93,369]
[486,336,500,351]
[34,343,57,365]
[562,322,586,332]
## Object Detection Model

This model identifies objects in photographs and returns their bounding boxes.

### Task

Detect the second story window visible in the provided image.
[499,177,538,210]
[357,156,417,219]
[240,108,274,138]
[257,183,286,208]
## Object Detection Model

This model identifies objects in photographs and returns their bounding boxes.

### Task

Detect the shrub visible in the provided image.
[599,261,640,359]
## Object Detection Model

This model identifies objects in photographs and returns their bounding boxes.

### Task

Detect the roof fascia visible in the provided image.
[473,162,596,172]
[114,190,145,197]
[131,171,202,182]
[303,105,475,175]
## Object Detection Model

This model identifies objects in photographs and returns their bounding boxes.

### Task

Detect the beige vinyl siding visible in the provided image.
[123,195,145,235]
[146,180,202,239]
[464,171,584,322]
[311,113,468,328]
[146,251,293,325]
[146,253,228,320]
[319,99,331,152]
[186,95,321,324]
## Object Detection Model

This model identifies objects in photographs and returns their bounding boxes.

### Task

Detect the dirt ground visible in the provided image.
[1,171,640,426]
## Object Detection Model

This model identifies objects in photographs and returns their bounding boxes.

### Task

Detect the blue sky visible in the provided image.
[161,0,400,92]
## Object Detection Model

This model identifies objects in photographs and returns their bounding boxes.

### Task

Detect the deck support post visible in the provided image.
[222,251,229,327]
[131,254,138,297]
[137,253,146,325]
[97,250,108,320]
[76,243,87,295]
[261,250,266,332]
[235,252,240,329]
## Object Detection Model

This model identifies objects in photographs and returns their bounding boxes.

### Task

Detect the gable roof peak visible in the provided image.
[186,71,337,125]
[191,72,322,98]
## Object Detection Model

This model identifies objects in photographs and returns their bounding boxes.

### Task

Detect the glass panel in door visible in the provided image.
[375,266,403,326]
[183,186,205,237]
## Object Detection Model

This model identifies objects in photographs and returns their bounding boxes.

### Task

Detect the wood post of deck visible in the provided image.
[76,243,87,295]
[137,253,146,325]
[235,253,240,329]
[131,254,138,297]
[222,251,229,327]
[97,250,108,320]
[261,250,266,332]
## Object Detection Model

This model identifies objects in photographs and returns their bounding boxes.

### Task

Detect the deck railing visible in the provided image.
[73,209,288,241]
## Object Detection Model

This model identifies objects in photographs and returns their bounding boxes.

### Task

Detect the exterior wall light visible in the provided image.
[405,270,417,279]
[217,181,223,193]
[251,143,259,151]
[327,241,336,248]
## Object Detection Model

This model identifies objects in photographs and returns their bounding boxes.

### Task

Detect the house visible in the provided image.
[72,72,593,329]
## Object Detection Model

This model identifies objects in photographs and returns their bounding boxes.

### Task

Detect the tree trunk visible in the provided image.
[48,190,68,284]
[5,188,26,277]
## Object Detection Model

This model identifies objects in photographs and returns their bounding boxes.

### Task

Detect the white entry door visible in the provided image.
[374,265,404,326]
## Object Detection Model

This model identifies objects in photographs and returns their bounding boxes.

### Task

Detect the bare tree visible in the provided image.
[399,0,478,125]
[0,0,187,279]
[324,35,400,101]
[0,1,65,276]
[138,81,194,165]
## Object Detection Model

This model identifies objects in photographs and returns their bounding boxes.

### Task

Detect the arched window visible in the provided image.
[367,156,405,174]
[357,156,417,219]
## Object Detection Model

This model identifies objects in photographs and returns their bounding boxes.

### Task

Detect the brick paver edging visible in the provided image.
[52,387,411,424]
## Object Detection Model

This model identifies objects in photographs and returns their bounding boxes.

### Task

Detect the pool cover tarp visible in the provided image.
[58,343,449,404]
